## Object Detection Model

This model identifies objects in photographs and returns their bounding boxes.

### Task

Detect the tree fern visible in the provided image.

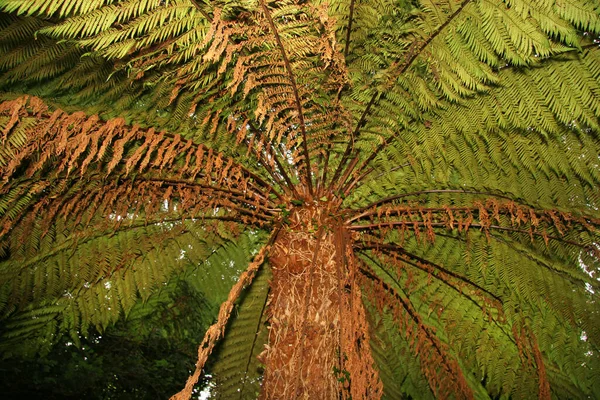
[0,0,599,398]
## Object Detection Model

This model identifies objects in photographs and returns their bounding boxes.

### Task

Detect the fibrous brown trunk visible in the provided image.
[260,206,383,399]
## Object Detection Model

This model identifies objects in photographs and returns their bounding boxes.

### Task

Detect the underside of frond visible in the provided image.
[0,0,599,398]
[0,95,281,234]
[351,191,600,398]
[0,95,281,348]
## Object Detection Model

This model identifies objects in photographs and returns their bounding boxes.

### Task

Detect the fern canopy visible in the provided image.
[0,0,599,398]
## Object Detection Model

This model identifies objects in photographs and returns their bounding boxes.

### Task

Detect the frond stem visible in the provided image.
[339,135,396,194]
[247,120,298,198]
[347,189,517,221]
[188,0,212,20]
[243,136,290,199]
[393,0,472,77]
[342,162,411,197]
[358,249,514,358]
[357,241,502,303]
[335,0,472,185]
[333,154,360,194]
[170,228,279,400]
[343,0,356,59]
[356,255,463,381]
[259,0,313,196]
[350,221,593,251]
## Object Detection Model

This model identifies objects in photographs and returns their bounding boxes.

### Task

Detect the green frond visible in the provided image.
[208,265,271,399]
[0,228,263,356]
[359,230,600,398]
[0,0,599,398]
[0,0,110,18]
[38,0,174,38]
[368,307,434,400]
[348,48,600,218]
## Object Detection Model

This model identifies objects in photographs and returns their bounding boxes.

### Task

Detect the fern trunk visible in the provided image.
[260,206,383,399]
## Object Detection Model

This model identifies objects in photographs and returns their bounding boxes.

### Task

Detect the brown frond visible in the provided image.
[348,190,517,218]
[258,0,313,195]
[180,1,351,200]
[348,199,599,253]
[358,257,474,400]
[0,96,280,238]
[512,319,551,400]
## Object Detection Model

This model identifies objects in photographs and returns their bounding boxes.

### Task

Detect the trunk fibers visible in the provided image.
[260,206,383,399]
